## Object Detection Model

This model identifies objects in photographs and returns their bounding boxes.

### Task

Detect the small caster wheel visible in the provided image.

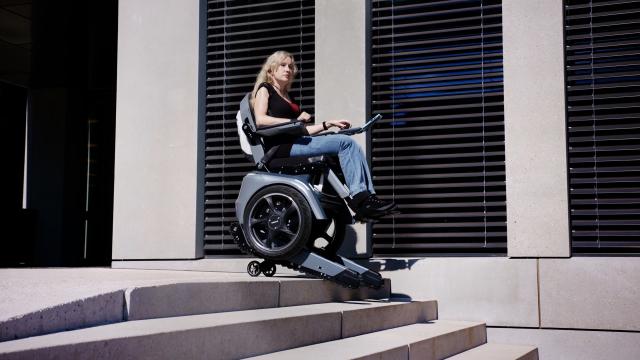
[247,261,261,277]
[261,262,276,277]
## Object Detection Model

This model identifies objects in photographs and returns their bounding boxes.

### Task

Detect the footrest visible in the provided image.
[334,256,384,288]
[290,250,361,288]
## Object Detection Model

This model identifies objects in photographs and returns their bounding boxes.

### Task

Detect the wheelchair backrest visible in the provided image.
[237,93,265,164]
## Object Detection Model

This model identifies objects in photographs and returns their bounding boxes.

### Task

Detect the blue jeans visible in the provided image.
[289,135,375,197]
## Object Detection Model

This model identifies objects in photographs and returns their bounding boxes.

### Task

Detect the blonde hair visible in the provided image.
[251,50,298,107]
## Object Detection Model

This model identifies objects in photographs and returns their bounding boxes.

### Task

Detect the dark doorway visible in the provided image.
[0,81,33,266]
[0,0,118,266]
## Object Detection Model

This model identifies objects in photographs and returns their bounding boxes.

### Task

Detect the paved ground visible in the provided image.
[0,267,303,321]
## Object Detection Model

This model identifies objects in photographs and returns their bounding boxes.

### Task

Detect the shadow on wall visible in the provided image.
[364,258,422,272]
[362,258,422,301]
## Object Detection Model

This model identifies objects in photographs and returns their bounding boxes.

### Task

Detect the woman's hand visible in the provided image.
[304,118,352,135]
[326,119,351,129]
[297,111,312,123]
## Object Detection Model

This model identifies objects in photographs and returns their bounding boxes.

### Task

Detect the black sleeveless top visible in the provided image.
[258,82,301,119]
[256,82,305,154]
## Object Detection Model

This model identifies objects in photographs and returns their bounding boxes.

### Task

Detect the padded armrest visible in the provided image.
[255,120,307,137]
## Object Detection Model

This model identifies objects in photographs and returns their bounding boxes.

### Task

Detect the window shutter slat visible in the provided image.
[369,0,506,256]
[566,0,640,254]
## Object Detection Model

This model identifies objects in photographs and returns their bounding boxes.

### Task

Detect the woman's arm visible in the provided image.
[254,87,351,133]
[306,119,352,135]
[254,87,294,127]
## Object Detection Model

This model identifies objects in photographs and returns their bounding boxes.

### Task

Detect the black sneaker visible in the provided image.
[354,195,397,222]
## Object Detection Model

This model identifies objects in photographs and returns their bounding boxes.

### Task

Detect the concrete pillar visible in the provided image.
[112,0,204,260]
[315,0,369,256]
[502,0,570,257]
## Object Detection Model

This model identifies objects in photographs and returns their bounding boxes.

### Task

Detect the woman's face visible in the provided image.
[270,56,295,86]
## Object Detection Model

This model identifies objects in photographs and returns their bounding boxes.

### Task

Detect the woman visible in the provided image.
[251,50,396,221]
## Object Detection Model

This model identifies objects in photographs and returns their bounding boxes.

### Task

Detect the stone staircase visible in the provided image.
[0,276,538,359]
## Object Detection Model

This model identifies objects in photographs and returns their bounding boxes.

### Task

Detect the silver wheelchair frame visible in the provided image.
[228,93,383,288]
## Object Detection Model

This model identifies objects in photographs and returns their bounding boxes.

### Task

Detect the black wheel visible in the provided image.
[317,216,347,255]
[244,185,312,260]
[261,262,276,277]
[312,181,350,256]
[311,201,349,256]
[247,261,261,277]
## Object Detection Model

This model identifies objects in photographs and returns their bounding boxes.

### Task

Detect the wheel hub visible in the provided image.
[268,214,282,230]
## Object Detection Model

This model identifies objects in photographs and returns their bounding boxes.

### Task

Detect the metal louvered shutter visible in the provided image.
[204,0,315,256]
[565,0,640,255]
[370,0,507,256]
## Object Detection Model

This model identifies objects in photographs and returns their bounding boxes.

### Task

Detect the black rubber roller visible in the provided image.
[333,269,361,289]
[360,270,384,289]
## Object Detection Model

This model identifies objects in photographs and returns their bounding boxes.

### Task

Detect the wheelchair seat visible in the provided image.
[235,94,345,180]
[235,93,312,170]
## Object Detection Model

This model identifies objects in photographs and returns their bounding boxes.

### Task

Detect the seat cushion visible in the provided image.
[269,157,328,175]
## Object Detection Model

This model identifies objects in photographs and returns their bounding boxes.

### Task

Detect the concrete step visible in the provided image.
[1,277,390,342]
[0,300,436,360]
[125,278,391,320]
[448,343,539,360]
[247,320,486,360]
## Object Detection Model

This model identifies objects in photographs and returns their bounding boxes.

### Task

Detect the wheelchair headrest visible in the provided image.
[236,110,252,156]
[237,93,265,164]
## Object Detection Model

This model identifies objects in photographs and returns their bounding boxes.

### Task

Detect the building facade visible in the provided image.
[111,1,640,359]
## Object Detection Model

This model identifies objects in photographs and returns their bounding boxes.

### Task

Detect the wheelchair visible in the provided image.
[228,93,384,289]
